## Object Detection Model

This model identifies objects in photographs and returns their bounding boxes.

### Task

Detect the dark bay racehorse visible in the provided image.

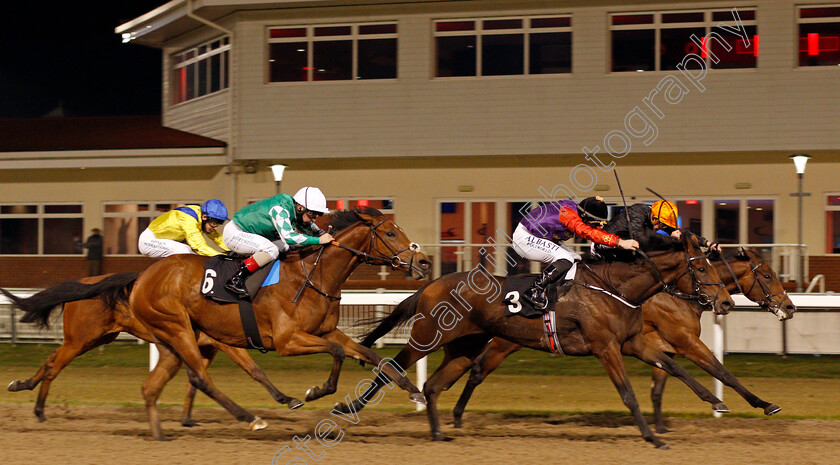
[2,275,303,425]
[350,233,733,449]
[6,208,430,440]
[449,248,796,433]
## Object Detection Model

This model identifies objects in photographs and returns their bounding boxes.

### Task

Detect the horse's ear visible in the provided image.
[736,247,749,260]
[357,212,375,223]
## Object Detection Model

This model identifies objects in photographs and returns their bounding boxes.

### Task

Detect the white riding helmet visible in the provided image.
[293,186,330,214]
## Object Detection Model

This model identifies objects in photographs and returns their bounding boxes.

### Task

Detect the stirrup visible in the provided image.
[225,280,248,297]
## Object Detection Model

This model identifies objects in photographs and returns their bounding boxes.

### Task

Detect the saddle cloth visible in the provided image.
[502,274,561,319]
[201,255,280,304]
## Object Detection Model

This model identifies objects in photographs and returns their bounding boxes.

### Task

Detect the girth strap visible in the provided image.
[238,299,269,353]
[543,310,564,355]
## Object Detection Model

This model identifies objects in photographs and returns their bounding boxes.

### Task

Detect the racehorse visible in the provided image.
[2,274,303,424]
[127,207,430,440]
[349,232,733,449]
[449,248,796,433]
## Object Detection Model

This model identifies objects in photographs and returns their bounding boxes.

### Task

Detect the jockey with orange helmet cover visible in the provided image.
[512,196,640,311]
[603,200,719,250]
[222,186,335,297]
[138,199,231,258]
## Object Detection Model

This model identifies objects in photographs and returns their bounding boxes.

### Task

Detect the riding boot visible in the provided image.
[524,259,573,312]
[225,262,253,297]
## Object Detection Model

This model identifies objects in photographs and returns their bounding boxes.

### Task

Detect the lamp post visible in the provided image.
[270,164,286,195]
[789,154,811,293]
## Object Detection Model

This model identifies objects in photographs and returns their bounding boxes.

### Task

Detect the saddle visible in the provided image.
[502,274,570,318]
[200,255,283,352]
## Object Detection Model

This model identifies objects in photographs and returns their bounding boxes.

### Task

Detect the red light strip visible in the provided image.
[809,32,820,55]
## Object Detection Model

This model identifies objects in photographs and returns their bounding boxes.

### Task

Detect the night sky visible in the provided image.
[0,2,165,118]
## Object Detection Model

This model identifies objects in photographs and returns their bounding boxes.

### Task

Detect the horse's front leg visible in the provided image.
[274,331,345,402]
[677,337,780,415]
[212,341,305,409]
[623,335,729,414]
[323,329,425,405]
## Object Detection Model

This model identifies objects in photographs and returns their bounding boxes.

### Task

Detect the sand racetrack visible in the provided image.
[1,402,837,465]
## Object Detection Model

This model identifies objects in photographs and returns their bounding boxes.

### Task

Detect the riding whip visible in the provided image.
[613,169,634,241]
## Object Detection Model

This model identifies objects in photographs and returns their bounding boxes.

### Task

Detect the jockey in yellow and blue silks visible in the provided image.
[222,186,335,297]
[138,199,230,257]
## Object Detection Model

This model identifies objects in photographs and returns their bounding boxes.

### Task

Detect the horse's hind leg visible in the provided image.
[180,344,217,427]
[650,366,670,433]
[142,328,264,440]
[424,335,491,441]
[143,343,184,440]
[594,342,668,449]
[453,338,521,428]
[214,342,304,409]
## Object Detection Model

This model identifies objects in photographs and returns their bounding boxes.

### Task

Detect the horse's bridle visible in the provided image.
[640,248,726,309]
[740,253,789,312]
[294,218,422,303]
[332,218,422,273]
[578,247,723,308]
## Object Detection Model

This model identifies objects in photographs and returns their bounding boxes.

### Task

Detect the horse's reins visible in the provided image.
[741,251,789,311]
[292,218,421,303]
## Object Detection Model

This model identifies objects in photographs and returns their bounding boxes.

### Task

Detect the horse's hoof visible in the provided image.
[655,426,672,434]
[180,418,199,428]
[153,435,173,442]
[409,392,426,405]
[34,410,46,422]
[453,417,463,429]
[432,432,453,442]
[305,387,319,402]
[764,404,781,416]
[656,443,670,450]
[713,402,730,414]
[250,417,268,431]
[288,398,304,410]
[7,380,19,392]
[333,402,349,414]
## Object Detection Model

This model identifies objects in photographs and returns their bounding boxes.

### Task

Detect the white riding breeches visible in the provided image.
[222,221,287,259]
[138,228,194,258]
[512,223,579,279]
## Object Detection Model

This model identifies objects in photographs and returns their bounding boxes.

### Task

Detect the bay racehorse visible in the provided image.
[2,274,305,424]
[449,247,796,433]
[349,232,732,449]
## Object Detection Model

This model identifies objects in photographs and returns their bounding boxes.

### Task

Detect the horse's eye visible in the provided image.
[698,267,706,273]
[386,231,396,238]
[764,274,771,279]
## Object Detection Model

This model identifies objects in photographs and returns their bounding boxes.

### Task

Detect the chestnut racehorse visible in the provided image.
[350,233,733,449]
[449,248,796,433]
[3,275,304,424]
[4,208,429,440]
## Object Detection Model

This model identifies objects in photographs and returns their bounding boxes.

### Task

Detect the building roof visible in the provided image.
[0,115,226,152]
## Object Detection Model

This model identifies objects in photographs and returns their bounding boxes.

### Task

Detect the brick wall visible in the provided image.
[808,256,840,293]
[0,257,156,288]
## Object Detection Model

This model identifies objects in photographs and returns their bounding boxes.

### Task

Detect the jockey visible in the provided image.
[513,196,639,311]
[138,199,230,258]
[222,186,335,297]
[604,200,720,251]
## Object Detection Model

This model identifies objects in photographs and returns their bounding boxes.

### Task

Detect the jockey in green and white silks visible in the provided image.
[222,186,334,297]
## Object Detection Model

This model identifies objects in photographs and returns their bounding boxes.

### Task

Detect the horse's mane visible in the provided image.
[328,207,384,233]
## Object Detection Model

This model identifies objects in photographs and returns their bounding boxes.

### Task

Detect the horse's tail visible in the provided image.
[1,272,139,329]
[359,281,433,348]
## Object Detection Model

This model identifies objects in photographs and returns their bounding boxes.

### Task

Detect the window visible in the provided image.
[827,194,840,253]
[268,23,397,82]
[610,9,757,72]
[171,37,230,104]
[435,16,572,77]
[677,200,703,236]
[0,204,83,255]
[103,202,194,255]
[714,200,740,244]
[798,6,840,66]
